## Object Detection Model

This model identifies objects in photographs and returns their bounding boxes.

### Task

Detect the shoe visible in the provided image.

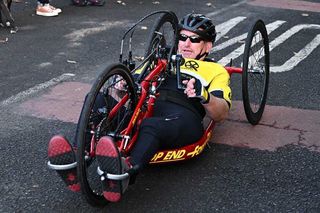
[88,0,105,6]
[96,136,130,202]
[48,135,80,192]
[36,4,59,17]
[49,4,62,14]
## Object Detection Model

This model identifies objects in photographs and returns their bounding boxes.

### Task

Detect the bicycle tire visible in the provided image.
[145,11,179,63]
[242,20,270,125]
[76,63,136,206]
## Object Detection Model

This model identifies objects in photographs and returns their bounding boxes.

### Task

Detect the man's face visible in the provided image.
[178,29,212,60]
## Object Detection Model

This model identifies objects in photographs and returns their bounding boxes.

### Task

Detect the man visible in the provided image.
[48,13,231,203]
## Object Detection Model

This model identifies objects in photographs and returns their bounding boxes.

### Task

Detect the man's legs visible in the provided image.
[130,101,204,170]
[48,98,203,201]
[93,101,203,203]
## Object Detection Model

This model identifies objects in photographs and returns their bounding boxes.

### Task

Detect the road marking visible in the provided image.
[206,0,248,17]
[248,0,320,13]
[216,20,286,65]
[215,16,247,42]
[211,16,320,72]
[272,34,320,72]
[64,20,128,47]
[269,24,320,72]
[0,73,75,107]
[213,20,286,52]
[234,23,320,73]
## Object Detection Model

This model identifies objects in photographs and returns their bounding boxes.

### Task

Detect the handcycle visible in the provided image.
[64,11,269,206]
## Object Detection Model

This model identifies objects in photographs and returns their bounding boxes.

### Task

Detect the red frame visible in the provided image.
[90,59,242,164]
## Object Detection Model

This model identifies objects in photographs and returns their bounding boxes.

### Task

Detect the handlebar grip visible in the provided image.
[172,54,186,90]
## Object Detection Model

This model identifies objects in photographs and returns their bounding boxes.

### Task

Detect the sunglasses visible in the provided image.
[178,34,203,43]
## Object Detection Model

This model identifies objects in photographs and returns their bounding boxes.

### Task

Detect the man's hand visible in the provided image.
[183,78,196,97]
[183,78,210,104]
[183,77,229,122]
[114,76,127,91]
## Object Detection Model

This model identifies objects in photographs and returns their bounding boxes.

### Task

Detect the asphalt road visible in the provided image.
[0,0,319,212]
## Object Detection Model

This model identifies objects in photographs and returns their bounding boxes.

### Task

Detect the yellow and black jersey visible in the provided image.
[134,58,232,118]
[180,58,232,107]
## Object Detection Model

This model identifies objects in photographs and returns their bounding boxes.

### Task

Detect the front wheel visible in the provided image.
[242,20,270,125]
[145,11,178,65]
[76,63,136,206]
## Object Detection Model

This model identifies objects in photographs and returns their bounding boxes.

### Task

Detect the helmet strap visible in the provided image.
[195,52,208,60]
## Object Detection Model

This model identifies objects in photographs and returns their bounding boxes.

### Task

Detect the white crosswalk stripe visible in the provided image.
[208,16,320,73]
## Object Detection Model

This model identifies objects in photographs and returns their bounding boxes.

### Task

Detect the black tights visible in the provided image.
[130,101,204,170]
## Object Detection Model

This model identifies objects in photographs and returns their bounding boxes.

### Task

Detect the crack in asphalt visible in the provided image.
[227,117,308,132]
[226,117,320,152]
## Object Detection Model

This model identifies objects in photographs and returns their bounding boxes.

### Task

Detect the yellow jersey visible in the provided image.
[180,58,232,107]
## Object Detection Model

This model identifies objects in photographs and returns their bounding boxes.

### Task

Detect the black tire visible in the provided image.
[242,20,270,125]
[145,12,179,64]
[76,63,136,206]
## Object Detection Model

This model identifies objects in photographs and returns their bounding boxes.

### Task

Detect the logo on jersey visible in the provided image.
[184,60,199,71]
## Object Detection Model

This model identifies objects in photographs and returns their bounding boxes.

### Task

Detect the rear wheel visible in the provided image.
[242,20,270,125]
[76,63,136,206]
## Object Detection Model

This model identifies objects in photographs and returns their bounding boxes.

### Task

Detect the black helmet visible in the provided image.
[179,13,217,44]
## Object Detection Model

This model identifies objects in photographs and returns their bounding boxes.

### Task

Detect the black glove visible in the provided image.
[193,78,210,104]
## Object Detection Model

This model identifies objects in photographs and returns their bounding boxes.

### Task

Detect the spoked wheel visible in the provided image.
[144,12,178,70]
[76,63,136,206]
[242,20,270,125]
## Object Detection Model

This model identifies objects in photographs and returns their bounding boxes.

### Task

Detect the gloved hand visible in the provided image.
[183,78,210,104]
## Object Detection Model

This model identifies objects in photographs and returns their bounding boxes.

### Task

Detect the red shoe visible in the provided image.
[36,4,59,17]
[96,136,124,202]
[48,135,80,192]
